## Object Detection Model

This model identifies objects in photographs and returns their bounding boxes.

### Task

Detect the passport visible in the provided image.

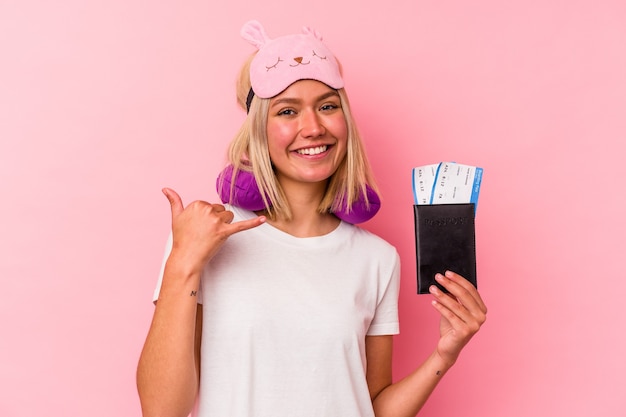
[413,203,477,294]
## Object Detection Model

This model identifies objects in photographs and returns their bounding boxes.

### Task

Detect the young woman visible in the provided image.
[137,20,487,417]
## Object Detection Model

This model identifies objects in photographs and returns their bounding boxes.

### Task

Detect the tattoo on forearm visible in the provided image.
[190,290,197,297]
[436,370,442,376]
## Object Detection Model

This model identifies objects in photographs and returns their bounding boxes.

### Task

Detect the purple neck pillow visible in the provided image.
[216,164,380,224]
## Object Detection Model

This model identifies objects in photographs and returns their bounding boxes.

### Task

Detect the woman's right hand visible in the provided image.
[163,187,266,273]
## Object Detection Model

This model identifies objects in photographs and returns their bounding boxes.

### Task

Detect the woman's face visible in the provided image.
[266,79,348,190]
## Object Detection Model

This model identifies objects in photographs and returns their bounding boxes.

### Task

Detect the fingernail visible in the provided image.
[435,273,444,282]
[445,270,454,278]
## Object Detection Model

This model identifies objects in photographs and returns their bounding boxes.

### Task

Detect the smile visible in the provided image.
[296,145,328,155]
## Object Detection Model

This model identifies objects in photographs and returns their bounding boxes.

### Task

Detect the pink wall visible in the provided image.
[1,1,625,416]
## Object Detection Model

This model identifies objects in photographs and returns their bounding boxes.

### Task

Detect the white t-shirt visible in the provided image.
[154,206,401,417]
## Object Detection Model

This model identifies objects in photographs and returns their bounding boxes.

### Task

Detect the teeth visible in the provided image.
[297,145,328,155]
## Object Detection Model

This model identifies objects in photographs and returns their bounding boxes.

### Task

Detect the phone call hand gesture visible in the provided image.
[163,188,266,273]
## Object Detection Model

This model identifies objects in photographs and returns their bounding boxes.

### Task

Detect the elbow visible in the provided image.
[137,382,196,417]
[139,400,194,417]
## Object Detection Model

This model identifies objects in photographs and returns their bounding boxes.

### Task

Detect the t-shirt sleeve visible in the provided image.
[152,233,203,304]
[367,250,401,336]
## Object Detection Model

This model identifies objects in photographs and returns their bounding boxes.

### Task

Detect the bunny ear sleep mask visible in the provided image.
[241,20,344,109]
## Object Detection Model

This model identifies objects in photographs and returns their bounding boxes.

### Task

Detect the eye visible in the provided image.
[277,108,296,116]
[266,57,283,71]
[320,102,340,112]
[312,50,327,60]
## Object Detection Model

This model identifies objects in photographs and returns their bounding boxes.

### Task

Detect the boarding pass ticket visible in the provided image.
[412,162,483,211]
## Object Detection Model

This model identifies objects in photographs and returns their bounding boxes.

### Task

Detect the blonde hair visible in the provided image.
[225,53,378,221]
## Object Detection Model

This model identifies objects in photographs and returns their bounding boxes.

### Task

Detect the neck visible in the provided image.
[263,179,340,238]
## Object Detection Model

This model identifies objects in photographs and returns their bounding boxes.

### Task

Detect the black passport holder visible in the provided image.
[413,203,477,294]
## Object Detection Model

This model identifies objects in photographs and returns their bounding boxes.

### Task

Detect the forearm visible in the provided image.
[137,259,202,417]
[372,350,454,417]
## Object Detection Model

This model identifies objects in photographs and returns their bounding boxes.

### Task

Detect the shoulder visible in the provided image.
[341,223,399,260]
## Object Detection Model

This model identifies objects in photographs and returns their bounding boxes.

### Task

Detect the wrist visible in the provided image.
[160,252,203,297]
[165,249,205,278]
[429,350,456,377]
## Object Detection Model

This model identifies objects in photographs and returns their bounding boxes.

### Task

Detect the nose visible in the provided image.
[300,110,325,138]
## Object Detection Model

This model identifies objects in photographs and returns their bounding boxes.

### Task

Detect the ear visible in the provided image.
[302,26,323,42]
[241,20,271,49]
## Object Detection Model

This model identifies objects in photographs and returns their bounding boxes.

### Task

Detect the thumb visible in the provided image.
[162,188,184,218]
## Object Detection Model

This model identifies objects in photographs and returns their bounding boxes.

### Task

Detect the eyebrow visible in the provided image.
[270,90,340,108]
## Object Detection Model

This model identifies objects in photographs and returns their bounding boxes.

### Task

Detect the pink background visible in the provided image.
[1,1,625,416]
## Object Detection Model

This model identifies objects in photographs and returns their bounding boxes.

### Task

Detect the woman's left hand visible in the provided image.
[429,270,487,366]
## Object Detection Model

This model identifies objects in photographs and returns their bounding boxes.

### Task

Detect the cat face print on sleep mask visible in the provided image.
[242,19,344,103]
